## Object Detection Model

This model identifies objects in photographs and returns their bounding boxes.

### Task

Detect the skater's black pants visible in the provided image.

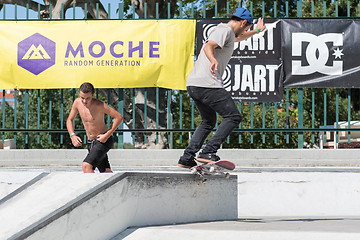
[180,86,242,161]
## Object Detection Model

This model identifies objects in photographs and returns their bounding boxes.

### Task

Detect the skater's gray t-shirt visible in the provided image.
[186,23,235,88]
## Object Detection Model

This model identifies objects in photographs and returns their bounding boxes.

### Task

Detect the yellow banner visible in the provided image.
[0,19,195,90]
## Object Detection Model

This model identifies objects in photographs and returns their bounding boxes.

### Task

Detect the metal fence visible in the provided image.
[1,1,360,149]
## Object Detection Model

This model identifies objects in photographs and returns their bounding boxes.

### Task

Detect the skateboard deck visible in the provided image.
[191,160,235,183]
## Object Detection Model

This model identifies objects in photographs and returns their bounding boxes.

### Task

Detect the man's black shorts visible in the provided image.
[84,136,113,172]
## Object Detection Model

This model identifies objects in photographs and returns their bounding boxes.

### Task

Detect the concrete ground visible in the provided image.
[2,166,360,239]
[114,218,360,240]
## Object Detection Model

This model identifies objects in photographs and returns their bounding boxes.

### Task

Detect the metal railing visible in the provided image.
[1,1,360,149]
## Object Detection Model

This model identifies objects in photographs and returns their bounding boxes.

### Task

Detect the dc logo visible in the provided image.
[292,33,344,76]
[18,33,56,75]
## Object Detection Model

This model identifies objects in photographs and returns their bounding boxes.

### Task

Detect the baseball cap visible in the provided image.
[225,8,253,24]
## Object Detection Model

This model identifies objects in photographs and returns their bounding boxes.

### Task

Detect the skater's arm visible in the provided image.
[203,40,219,77]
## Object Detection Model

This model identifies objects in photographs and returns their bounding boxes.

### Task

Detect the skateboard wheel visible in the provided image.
[191,168,197,174]
[225,173,231,179]
[202,178,207,184]
[209,166,215,173]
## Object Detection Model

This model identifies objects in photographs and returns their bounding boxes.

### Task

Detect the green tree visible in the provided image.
[1,89,84,149]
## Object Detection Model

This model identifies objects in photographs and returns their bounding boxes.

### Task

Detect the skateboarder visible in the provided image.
[66,82,123,173]
[178,8,266,168]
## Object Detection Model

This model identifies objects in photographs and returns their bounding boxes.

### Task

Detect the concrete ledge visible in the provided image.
[237,172,360,217]
[111,218,360,240]
[0,172,114,240]
[1,149,360,167]
[3,170,360,239]
[0,172,49,205]
[114,219,360,240]
[3,172,237,240]
[0,171,45,200]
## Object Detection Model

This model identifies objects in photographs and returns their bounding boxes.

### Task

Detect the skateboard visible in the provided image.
[191,160,235,183]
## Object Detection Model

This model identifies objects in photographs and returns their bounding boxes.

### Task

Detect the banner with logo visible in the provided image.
[0,19,195,90]
[282,19,360,88]
[196,19,283,102]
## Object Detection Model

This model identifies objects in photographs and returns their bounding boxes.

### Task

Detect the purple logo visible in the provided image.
[18,33,56,75]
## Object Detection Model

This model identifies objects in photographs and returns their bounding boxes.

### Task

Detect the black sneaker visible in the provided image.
[178,158,197,168]
[197,152,221,162]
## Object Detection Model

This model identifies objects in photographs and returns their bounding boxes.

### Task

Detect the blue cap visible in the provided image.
[226,8,253,24]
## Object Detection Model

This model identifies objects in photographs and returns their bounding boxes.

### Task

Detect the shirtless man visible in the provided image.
[66,82,123,173]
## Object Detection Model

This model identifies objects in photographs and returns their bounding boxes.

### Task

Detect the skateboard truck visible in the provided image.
[190,160,235,183]
[191,165,208,183]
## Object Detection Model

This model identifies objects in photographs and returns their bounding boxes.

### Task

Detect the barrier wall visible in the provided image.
[1,149,360,168]
[0,172,237,240]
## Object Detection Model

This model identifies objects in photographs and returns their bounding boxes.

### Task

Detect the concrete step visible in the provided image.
[2,169,360,239]
[2,149,360,168]
[0,172,237,240]
[113,218,360,240]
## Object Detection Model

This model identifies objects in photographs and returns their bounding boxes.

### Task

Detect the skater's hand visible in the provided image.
[209,60,218,77]
[97,133,109,143]
[256,18,266,32]
[71,135,82,147]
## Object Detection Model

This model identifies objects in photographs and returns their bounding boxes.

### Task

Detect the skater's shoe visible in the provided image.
[197,152,220,163]
[178,157,197,168]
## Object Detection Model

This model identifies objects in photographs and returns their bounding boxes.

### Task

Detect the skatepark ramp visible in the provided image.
[0,172,237,240]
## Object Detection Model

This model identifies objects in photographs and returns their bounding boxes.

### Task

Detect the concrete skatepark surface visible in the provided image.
[0,171,237,239]
[2,149,360,239]
[2,149,360,168]
[114,218,360,240]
